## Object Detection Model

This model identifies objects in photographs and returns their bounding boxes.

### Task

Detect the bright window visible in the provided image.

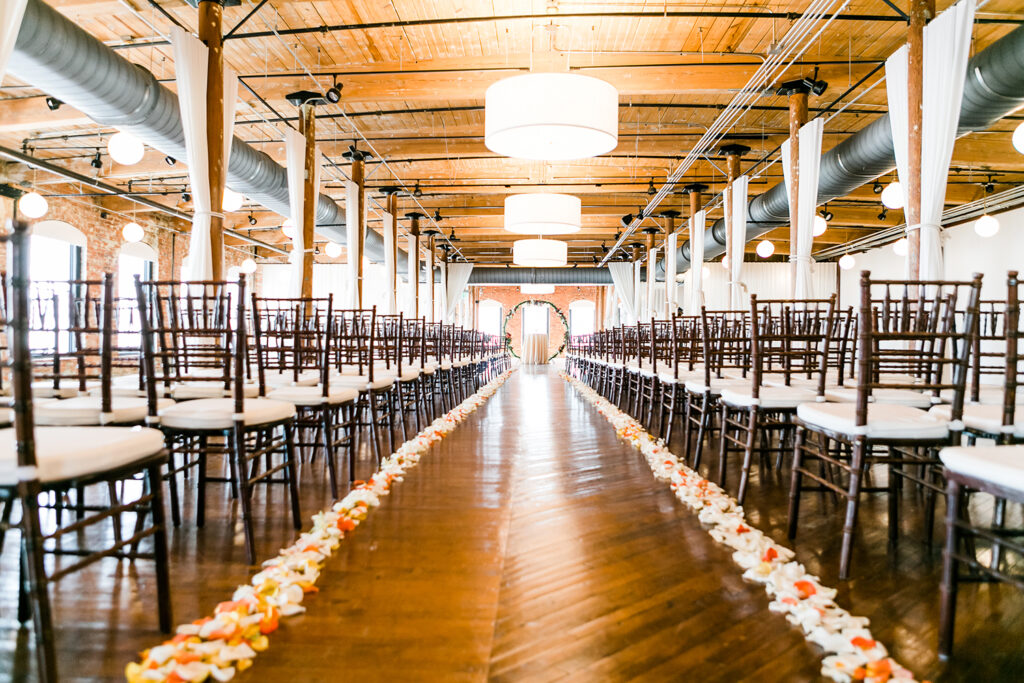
[569,300,596,337]
[29,232,83,351]
[523,304,549,335]
[118,248,155,348]
[478,300,502,336]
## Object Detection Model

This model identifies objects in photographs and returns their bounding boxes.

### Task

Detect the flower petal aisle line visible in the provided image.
[560,372,918,683]
[126,368,516,683]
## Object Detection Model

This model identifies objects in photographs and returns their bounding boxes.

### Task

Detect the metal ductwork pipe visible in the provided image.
[468,267,613,285]
[672,22,1024,271]
[7,0,407,268]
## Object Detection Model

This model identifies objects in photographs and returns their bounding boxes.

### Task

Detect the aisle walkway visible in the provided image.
[250,367,821,681]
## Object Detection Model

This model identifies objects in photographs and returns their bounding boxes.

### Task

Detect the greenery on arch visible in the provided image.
[502,299,570,362]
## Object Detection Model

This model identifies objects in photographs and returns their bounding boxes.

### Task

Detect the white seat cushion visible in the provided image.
[929,404,1024,437]
[721,386,821,409]
[797,402,949,440]
[0,426,165,485]
[159,398,296,430]
[35,396,174,426]
[169,382,260,400]
[88,374,148,398]
[268,385,359,406]
[330,374,395,390]
[261,369,320,388]
[31,382,80,399]
[684,377,750,395]
[824,386,935,408]
[940,446,1024,494]
[394,368,421,382]
[940,387,1024,406]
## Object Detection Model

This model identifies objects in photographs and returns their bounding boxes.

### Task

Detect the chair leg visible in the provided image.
[717,404,731,488]
[938,478,961,660]
[231,427,257,565]
[20,484,58,683]
[737,408,759,505]
[787,427,806,540]
[323,408,339,500]
[147,464,173,633]
[283,423,302,530]
[839,439,867,580]
[693,394,712,470]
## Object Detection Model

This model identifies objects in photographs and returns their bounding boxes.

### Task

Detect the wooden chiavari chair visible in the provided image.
[0,222,172,682]
[135,276,301,563]
[788,272,983,578]
[656,314,701,443]
[717,296,835,503]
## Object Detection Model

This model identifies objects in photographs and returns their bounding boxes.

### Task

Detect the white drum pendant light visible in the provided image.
[504,193,581,235]
[485,73,618,161]
[513,238,567,267]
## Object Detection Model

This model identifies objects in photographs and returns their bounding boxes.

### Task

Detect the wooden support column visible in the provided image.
[786,87,809,296]
[906,0,935,280]
[299,102,316,300]
[406,212,425,317]
[423,229,439,322]
[658,209,681,318]
[198,0,224,280]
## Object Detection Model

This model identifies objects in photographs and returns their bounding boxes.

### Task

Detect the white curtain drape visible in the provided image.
[687,210,707,314]
[382,211,396,314]
[445,263,474,322]
[0,0,27,86]
[632,260,643,320]
[283,128,305,297]
[886,0,975,280]
[425,245,435,321]
[406,234,419,316]
[664,233,678,318]
[608,262,637,325]
[730,177,749,308]
[344,180,362,308]
[781,119,823,298]
[603,285,618,328]
[646,247,659,320]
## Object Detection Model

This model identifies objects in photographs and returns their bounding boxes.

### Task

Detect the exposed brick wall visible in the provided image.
[474,285,600,359]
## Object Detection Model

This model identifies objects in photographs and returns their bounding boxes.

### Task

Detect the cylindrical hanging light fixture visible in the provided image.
[512,238,567,267]
[485,73,618,161]
[521,284,555,295]
[504,193,582,234]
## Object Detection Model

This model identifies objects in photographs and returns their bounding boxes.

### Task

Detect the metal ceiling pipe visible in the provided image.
[671,22,1024,272]
[468,267,612,285]
[6,0,403,267]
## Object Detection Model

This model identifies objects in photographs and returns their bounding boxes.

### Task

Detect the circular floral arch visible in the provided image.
[502,299,570,362]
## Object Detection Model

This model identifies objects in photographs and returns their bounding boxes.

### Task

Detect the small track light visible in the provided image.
[984,177,995,193]
[90,151,102,169]
[433,209,443,222]
[412,182,423,198]
[164,155,176,166]
[45,97,63,111]
[182,191,191,203]
[872,181,883,194]
[647,178,657,195]
[820,206,834,221]
[248,213,257,226]
[325,81,342,104]
[877,207,888,221]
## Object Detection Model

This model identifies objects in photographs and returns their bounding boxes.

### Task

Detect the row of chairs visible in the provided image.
[0,222,510,681]
[567,270,1024,658]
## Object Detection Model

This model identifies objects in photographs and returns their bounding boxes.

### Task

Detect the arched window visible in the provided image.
[29,221,86,351]
[569,299,596,337]
[118,242,158,348]
[478,299,502,336]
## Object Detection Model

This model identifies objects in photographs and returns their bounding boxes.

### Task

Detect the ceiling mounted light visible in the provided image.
[504,193,581,235]
[812,215,828,237]
[107,131,145,166]
[755,239,775,258]
[325,242,343,258]
[872,181,883,194]
[122,221,144,242]
[248,213,257,226]
[521,284,555,295]
[412,182,423,198]
[282,218,296,239]
[881,181,904,210]
[241,258,258,274]
[512,238,567,267]
[485,72,618,161]
[1013,121,1024,154]
[647,178,657,195]
[45,97,62,111]
[838,253,856,270]
[893,238,908,256]
[223,189,244,212]
[90,151,103,169]
[18,191,48,219]
[974,214,1000,237]
[819,205,834,222]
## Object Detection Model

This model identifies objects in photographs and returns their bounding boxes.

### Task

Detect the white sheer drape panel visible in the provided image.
[283,128,305,296]
[664,233,678,318]
[425,246,435,322]
[445,263,474,322]
[886,0,975,280]
[608,262,637,325]
[172,27,214,281]
[632,260,643,321]
[646,247,658,320]
[781,120,823,297]
[603,285,618,329]
[382,212,396,314]
[344,180,362,308]
[687,210,707,315]
[701,261,838,309]
[0,0,27,85]
[405,234,419,317]
[222,68,238,179]
[730,178,748,308]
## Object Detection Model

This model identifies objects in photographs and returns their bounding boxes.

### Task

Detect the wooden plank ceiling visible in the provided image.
[1,0,1022,265]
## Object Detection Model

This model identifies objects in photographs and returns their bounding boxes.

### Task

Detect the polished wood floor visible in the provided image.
[1,367,1023,681]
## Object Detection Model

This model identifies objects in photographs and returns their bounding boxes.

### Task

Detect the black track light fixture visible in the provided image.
[412,181,423,198]
[45,97,63,111]
[820,205,834,222]
[182,191,191,203]
[90,150,102,169]
[877,207,888,221]
[164,155,176,166]
[647,178,657,195]
[314,244,321,255]
[984,176,996,193]
[433,209,443,223]
[872,181,883,194]
[325,80,343,104]
[248,213,257,226]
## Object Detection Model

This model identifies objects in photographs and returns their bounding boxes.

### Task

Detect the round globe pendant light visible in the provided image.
[881,181,904,210]
[812,215,828,237]
[974,214,1000,237]
[512,238,567,267]
[325,242,343,258]
[755,240,775,258]
[720,254,729,269]
[838,253,856,270]
[241,258,257,274]
[485,73,618,161]
[18,191,48,218]
[108,132,145,166]
[521,284,555,295]
[1013,121,1024,154]
[122,221,144,242]
[504,193,581,235]
[893,237,908,256]
[222,188,244,212]
[282,218,296,239]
